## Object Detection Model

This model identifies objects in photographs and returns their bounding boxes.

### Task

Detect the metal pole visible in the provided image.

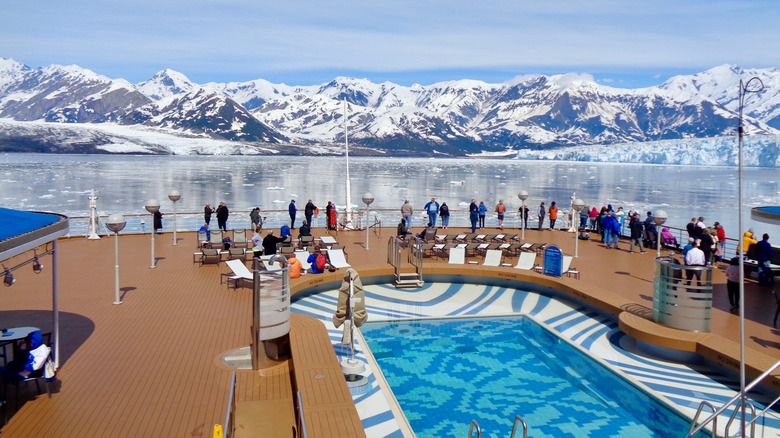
[365,204,370,251]
[737,77,763,437]
[344,99,353,229]
[114,231,122,304]
[150,213,156,269]
[52,240,59,369]
[172,201,178,246]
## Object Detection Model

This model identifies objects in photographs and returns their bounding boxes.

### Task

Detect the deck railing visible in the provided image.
[652,255,713,332]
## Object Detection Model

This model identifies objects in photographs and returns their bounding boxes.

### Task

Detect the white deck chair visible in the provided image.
[327,248,351,269]
[448,247,465,264]
[562,256,580,279]
[482,249,502,267]
[295,251,312,270]
[224,259,253,288]
[513,252,537,270]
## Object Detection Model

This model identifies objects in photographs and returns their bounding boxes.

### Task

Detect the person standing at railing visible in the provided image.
[469,199,478,233]
[288,199,297,228]
[548,201,558,230]
[304,200,317,228]
[216,202,229,232]
[204,204,213,226]
[478,201,487,229]
[424,198,439,229]
[439,202,450,229]
[714,222,726,262]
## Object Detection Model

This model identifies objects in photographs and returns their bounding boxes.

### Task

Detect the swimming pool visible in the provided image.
[291,280,780,437]
[361,315,706,438]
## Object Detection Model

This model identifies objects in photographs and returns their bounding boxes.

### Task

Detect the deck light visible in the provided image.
[653,210,668,258]
[145,199,160,269]
[362,192,374,251]
[517,191,529,241]
[572,197,585,258]
[3,267,13,287]
[32,256,43,274]
[168,190,181,246]
[106,214,127,305]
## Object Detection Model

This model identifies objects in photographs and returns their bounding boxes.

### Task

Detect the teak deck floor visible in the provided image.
[0,226,778,437]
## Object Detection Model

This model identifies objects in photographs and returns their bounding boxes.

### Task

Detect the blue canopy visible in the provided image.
[752,206,780,226]
[0,208,69,262]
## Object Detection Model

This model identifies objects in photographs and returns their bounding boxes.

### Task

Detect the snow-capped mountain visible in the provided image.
[0,61,151,123]
[120,87,286,143]
[136,69,198,101]
[0,57,778,158]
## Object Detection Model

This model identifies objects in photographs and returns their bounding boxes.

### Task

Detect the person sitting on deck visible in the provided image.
[661,227,678,248]
[280,222,291,239]
[0,330,49,384]
[307,247,327,274]
[287,252,302,278]
[417,223,435,240]
[298,220,311,238]
[397,219,410,237]
[199,223,211,240]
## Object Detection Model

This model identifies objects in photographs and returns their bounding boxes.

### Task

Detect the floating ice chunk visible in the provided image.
[266,186,285,190]
[449,181,464,185]
[272,199,285,204]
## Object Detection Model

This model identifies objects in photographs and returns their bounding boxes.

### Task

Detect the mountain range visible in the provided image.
[0,57,779,158]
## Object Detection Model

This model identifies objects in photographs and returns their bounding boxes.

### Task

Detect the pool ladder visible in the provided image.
[466,415,528,438]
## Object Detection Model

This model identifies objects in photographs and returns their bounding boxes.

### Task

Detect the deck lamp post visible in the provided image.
[168,190,181,246]
[145,199,160,269]
[572,198,585,258]
[106,214,126,305]
[653,210,668,258]
[362,192,374,251]
[518,191,529,241]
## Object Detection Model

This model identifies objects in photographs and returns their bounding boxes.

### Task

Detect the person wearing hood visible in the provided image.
[333,268,367,329]
[742,230,758,256]
[661,227,678,248]
[0,330,49,383]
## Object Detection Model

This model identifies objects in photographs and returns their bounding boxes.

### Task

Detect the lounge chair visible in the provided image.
[222,259,253,289]
[482,249,502,267]
[464,242,481,258]
[436,243,456,259]
[295,251,312,270]
[448,247,465,264]
[562,256,580,279]
[200,248,221,266]
[197,230,209,248]
[527,242,547,254]
[327,248,351,269]
[320,235,338,246]
[299,235,314,249]
[209,230,224,249]
[228,247,247,261]
[232,229,248,249]
[513,252,537,270]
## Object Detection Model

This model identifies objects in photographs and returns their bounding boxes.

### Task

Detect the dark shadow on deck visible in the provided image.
[0,310,95,366]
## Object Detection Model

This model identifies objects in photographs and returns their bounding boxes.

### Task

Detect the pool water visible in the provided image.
[361,315,708,438]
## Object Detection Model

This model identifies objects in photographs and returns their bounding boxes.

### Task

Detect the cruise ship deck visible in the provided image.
[1,225,778,437]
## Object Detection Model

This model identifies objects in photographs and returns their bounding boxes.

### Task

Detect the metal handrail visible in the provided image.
[509,415,528,438]
[466,419,481,438]
[725,399,756,438]
[387,236,402,281]
[687,359,780,437]
[296,390,308,438]
[688,401,717,437]
[224,371,236,438]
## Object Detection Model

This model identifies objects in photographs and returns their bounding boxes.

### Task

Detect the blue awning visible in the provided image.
[0,208,69,262]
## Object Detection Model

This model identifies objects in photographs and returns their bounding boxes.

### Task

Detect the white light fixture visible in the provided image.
[106,213,127,304]
[572,198,585,257]
[145,199,160,269]
[518,190,529,241]
[362,192,374,251]
[168,190,181,246]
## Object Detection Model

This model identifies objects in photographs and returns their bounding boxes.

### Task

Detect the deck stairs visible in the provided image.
[387,236,423,288]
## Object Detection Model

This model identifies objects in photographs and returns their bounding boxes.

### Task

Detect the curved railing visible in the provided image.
[652,255,713,332]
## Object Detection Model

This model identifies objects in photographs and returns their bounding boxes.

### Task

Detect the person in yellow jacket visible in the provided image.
[741,230,758,256]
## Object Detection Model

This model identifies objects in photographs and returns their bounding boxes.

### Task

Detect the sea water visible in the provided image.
[0,153,777,237]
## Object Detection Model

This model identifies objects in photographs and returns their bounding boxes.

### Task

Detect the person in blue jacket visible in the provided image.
[288,200,297,228]
[469,199,479,233]
[478,201,487,229]
[424,198,439,229]
[280,222,291,239]
[307,247,326,274]
[0,330,48,383]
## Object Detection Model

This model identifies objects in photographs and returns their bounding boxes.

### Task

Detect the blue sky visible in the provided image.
[3,1,778,88]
